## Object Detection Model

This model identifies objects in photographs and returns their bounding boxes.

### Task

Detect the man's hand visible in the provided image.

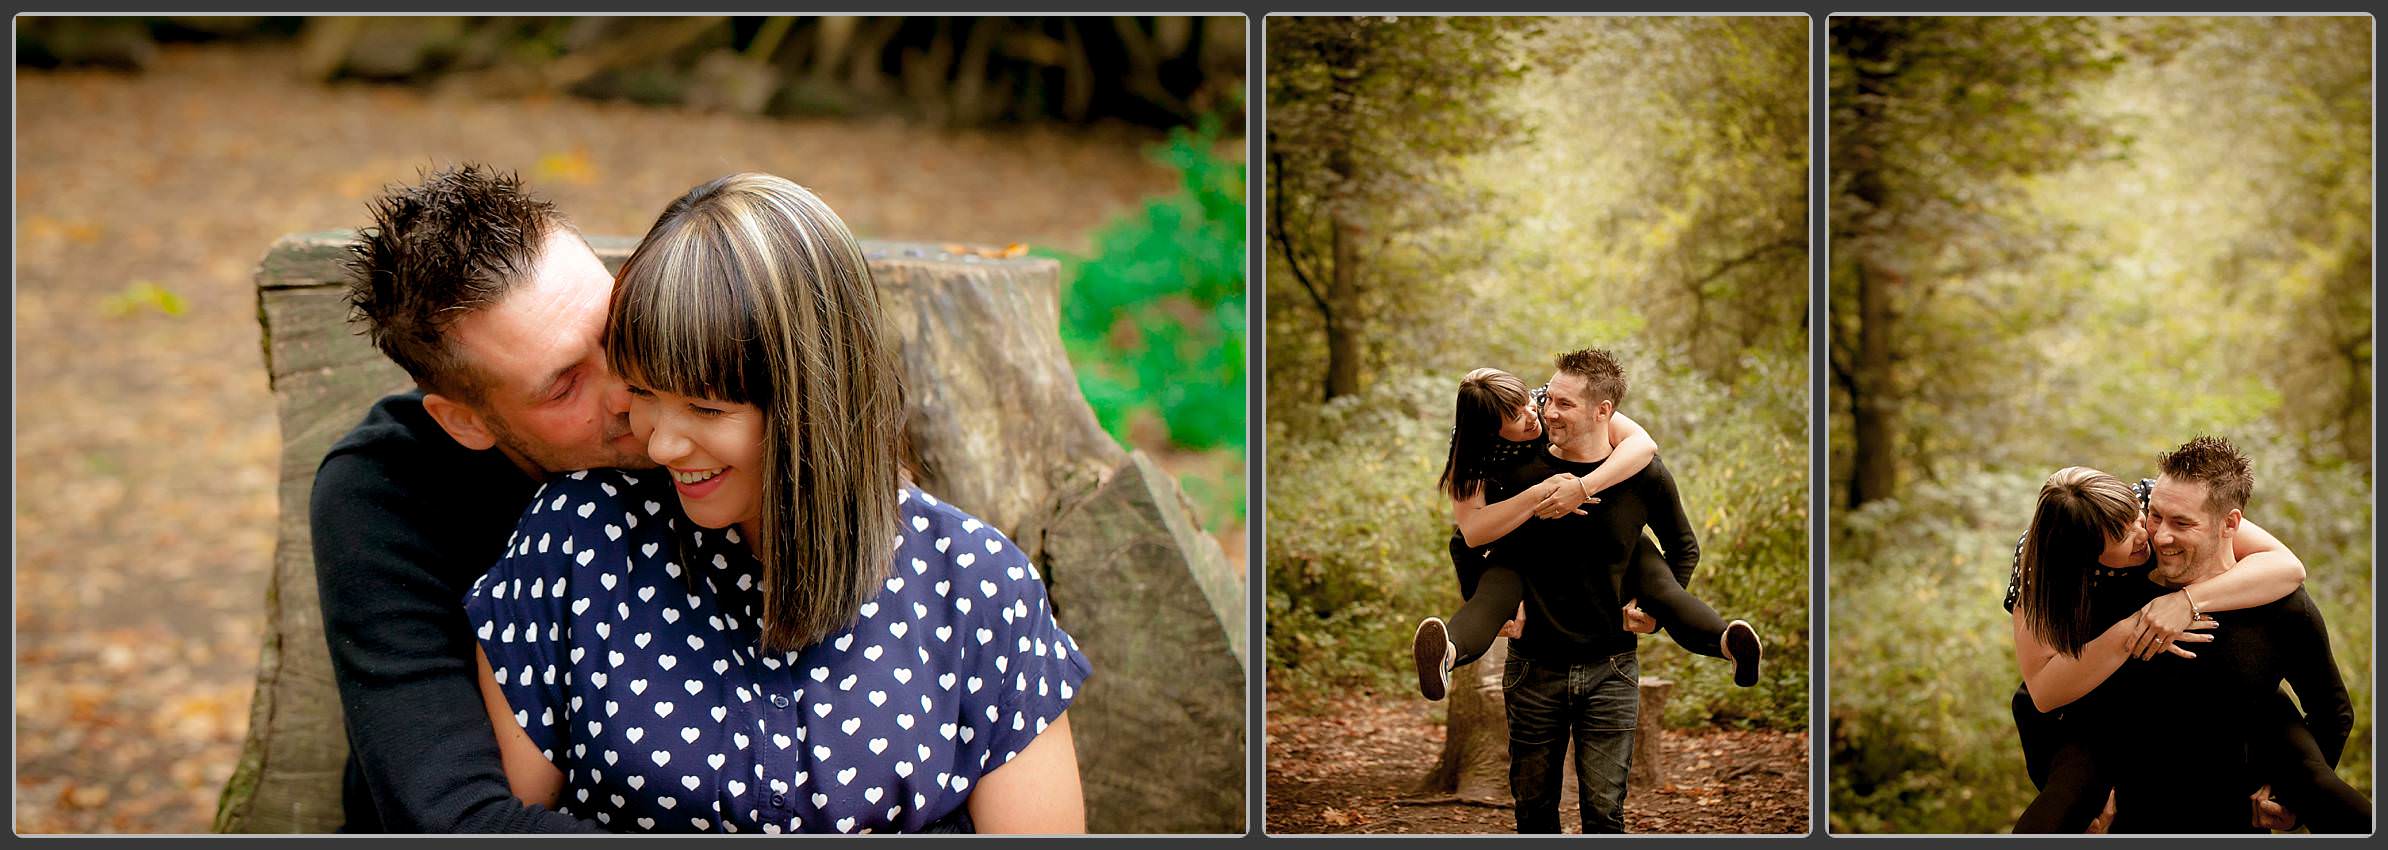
[2086,791,2116,834]
[1621,600,1658,634]
[1531,474,1596,519]
[1497,604,1526,639]
[2250,785,2299,831]
[2127,597,2219,661]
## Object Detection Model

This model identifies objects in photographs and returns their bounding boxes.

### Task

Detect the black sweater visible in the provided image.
[1495,449,1699,660]
[311,392,601,833]
[2084,583,2354,833]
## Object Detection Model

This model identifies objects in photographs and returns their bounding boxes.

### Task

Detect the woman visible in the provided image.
[465,174,1089,834]
[1410,367,1760,701]
[2008,466,2363,833]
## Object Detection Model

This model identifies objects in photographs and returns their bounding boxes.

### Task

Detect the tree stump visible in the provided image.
[214,233,1244,834]
[1421,638,1511,804]
[1629,677,1673,792]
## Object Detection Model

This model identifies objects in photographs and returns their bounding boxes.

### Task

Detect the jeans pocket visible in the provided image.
[1501,651,1530,690]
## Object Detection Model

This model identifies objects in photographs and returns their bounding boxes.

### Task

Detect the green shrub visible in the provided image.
[1054,118,1246,456]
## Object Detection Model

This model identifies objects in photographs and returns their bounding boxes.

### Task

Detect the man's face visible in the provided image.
[444,228,652,475]
[2148,475,2232,573]
[1539,371,1606,449]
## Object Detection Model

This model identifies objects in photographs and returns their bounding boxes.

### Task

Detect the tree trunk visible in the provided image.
[1848,260,1899,509]
[1628,677,1673,792]
[1323,203,1363,401]
[1421,638,1511,804]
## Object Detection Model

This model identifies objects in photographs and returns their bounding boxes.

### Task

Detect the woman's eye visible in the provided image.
[625,386,652,398]
[691,404,725,417]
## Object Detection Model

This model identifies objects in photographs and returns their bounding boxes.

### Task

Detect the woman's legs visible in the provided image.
[2013,738,2112,833]
[1449,566,1524,667]
[1625,537,1726,656]
[2255,700,2372,834]
[1417,538,1525,700]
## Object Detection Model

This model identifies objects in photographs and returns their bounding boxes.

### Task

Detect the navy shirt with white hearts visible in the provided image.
[464,469,1091,834]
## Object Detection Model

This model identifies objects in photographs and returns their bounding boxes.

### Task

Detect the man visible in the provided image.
[1491,349,1722,833]
[2087,436,2362,834]
[314,164,651,832]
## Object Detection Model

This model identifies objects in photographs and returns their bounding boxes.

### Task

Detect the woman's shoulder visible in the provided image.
[893,488,1045,601]
[477,468,675,596]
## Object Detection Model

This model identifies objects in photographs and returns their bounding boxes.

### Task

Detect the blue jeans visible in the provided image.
[1504,648,1638,834]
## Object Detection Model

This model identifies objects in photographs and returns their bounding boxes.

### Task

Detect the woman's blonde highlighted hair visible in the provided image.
[605,173,904,653]
[2018,466,2142,657]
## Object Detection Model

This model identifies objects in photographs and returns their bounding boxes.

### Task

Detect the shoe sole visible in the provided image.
[1413,618,1451,701]
[1724,620,1762,688]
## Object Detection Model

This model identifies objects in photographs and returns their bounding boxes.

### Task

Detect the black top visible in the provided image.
[311,392,601,833]
[2085,586,2354,833]
[1495,448,1699,660]
[1446,432,1550,557]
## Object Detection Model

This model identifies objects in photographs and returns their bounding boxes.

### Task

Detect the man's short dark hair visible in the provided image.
[1554,348,1627,409]
[2157,435,2254,517]
[344,164,565,402]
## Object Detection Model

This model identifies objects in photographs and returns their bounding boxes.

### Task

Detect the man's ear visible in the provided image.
[2222,508,2243,537]
[423,392,498,451]
[1596,400,1617,420]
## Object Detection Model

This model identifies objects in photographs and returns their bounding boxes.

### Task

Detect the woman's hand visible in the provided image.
[1531,473,1596,519]
[2125,594,2219,660]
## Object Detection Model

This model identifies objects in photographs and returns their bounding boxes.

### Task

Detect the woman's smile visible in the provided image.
[672,465,731,499]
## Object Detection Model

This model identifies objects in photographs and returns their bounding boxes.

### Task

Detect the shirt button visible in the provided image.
[772,793,787,807]
[769,694,790,708]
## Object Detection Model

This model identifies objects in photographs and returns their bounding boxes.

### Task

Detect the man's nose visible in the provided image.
[596,373,632,418]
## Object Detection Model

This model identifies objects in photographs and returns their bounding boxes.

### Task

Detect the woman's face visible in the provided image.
[1496,402,1542,442]
[626,383,767,540]
[2097,512,2152,568]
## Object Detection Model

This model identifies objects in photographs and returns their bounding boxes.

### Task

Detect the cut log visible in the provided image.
[1629,677,1673,792]
[1420,638,1511,805]
[215,232,1241,834]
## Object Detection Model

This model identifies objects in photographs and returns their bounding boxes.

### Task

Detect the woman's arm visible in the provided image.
[2012,605,2211,713]
[474,646,564,809]
[2126,517,2305,658]
[1453,475,1572,548]
[967,711,1087,833]
[1531,412,1659,519]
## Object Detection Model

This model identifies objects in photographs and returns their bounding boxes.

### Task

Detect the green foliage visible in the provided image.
[1056,118,1247,456]
[101,281,186,317]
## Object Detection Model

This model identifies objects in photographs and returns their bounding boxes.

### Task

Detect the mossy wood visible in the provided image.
[217,232,1244,834]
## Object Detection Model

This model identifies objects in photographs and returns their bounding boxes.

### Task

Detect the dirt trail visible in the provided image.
[1268,689,1808,834]
[13,44,1214,834]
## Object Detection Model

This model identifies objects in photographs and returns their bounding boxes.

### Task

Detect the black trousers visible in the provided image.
[1448,535,1727,667]
[2012,684,2371,834]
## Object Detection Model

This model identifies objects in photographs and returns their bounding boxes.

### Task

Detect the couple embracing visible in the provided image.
[2007,437,2369,833]
[1409,349,1765,833]
[315,165,1089,833]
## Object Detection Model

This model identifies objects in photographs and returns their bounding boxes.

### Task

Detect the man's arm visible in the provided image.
[1636,456,1700,587]
[312,452,599,833]
[2279,591,2353,766]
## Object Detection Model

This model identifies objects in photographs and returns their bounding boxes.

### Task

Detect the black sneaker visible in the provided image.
[1412,617,1455,701]
[1722,619,1762,688]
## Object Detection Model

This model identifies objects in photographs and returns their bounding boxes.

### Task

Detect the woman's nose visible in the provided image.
[646,419,691,465]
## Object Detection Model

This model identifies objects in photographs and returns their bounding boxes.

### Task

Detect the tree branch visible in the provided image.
[1268,135,1332,321]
